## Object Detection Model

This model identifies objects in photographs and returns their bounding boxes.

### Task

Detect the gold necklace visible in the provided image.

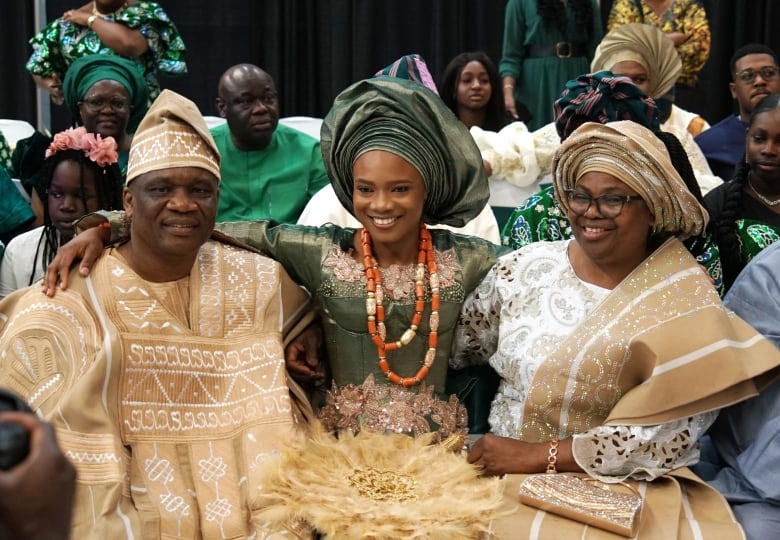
[748,177,780,207]
[93,1,128,15]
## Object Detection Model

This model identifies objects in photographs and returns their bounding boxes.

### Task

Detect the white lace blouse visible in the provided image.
[451,240,715,481]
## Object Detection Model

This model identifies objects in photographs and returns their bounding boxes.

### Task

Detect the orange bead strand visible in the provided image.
[362,223,439,387]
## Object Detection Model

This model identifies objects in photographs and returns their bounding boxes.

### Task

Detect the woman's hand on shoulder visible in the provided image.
[42,227,108,296]
[61,8,90,28]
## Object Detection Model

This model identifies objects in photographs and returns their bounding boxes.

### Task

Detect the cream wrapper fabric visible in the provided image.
[254,424,510,539]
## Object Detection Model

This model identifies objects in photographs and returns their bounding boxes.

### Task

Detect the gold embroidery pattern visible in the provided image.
[322,243,460,299]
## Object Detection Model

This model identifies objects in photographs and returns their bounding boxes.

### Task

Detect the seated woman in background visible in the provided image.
[439,51,510,132]
[453,120,780,538]
[63,54,150,177]
[27,0,186,104]
[23,55,148,229]
[0,127,123,298]
[591,23,710,140]
[704,93,780,294]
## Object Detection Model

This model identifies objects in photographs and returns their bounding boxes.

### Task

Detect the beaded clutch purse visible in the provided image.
[517,473,643,537]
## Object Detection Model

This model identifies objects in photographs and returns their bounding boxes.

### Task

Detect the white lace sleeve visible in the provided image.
[571,411,718,482]
[450,266,500,369]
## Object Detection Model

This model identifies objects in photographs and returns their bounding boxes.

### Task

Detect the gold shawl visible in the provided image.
[518,238,780,443]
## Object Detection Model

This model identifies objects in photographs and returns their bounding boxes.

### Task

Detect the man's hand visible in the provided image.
[42,226,108,296]
[284,323,325,385]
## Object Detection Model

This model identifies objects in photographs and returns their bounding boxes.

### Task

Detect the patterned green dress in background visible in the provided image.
[0,132,12,172]
[26,1,187,100]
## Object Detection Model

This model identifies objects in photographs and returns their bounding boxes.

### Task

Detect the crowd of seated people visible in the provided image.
[1,5,780,537]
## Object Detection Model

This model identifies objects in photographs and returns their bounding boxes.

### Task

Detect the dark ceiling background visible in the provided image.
[2,1,778,132]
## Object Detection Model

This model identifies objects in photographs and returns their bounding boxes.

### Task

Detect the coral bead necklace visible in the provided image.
[361,223,439,387]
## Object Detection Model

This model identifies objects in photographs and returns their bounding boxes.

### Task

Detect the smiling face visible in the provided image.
[455,61,492,112]
[78,80,131,141]
[746,107,780,188]
[217,66,279,151]
[730,54,780,120]
[352,150,427,263]
[47,160,100,241]
[610,60,651,96]
[123,167,219,280]
[567,171,653,273]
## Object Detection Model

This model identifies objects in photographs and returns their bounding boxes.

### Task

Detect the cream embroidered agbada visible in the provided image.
[0,241,314,539]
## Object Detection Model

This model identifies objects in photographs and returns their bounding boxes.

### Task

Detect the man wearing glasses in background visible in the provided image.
[696,44,780,181]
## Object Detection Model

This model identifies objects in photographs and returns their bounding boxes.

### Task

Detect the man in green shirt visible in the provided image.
[212,64,329,222]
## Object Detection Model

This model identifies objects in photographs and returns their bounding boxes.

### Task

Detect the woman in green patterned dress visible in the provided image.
[27,0,186,104]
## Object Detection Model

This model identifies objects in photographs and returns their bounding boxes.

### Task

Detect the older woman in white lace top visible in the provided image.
[452,120,780,484]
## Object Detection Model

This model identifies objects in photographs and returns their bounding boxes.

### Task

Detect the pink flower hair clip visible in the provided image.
[45,126,119,167]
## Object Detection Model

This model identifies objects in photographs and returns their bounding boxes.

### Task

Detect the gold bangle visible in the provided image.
[546,440,559,474]
[503,84,515,89]
[87,14,98,28]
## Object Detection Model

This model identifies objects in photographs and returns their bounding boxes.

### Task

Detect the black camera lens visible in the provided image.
[0,389,33,470]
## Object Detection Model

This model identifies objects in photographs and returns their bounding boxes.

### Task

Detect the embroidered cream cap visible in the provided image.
[126,89,221,185]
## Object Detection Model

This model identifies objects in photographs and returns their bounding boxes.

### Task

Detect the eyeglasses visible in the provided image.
[735,66,779,84]
[80,97,130,112]
[565,190,642,218]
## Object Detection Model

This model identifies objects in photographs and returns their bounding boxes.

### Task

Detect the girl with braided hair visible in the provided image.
[704,93,780,294]
[500,0,602,130]
[0,128,123,297]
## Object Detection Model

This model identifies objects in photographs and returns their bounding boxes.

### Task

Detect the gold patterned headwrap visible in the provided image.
[126,89,221,185]
[552,121,708,238]
[321,77,489,227]
[591,23,682,99]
